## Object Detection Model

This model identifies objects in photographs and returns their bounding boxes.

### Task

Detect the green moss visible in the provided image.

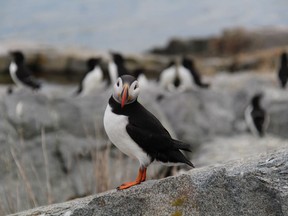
[171,210,182,216]
[171,197,186,207]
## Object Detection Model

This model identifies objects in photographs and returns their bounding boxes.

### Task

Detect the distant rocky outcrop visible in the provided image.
[1,28,287,84]
[10,148,288,216]
[150,27,288,56]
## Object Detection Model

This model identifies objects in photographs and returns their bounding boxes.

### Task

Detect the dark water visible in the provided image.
[1,0,288,52]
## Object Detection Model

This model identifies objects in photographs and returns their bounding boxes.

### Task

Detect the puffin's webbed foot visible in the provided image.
[117,167,147,190]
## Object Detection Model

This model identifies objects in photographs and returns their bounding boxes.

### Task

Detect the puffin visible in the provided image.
[278,52,288,89]
[181,57,209,88]
[9,51,41,90]
[134,68,149,88]
[108,52,129,85]
[103,75,194,190]
[159,60,181,91]
[245,93,269,137]
[75,57,104,96]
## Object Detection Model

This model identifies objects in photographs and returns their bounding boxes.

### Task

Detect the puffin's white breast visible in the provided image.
[159,66,177,90]
[138,74,149,88]
[108,62,118,85]
[178,66,196,91]
[244,105,259,136]
[9,62,24,87]
[81,66,103,95]
[103,104,151,167]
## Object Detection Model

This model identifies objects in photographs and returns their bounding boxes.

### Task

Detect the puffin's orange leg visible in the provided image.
[117,167,146,190]
[141,167,147,182]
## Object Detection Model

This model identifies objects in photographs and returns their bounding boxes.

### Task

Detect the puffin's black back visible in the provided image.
[87,58,101,71]
[251,94,266,137]
[112,52,129,77]
[109,96,193,167]
[182,57,209,88]
[11,51,41,89]
[182,58,202,85]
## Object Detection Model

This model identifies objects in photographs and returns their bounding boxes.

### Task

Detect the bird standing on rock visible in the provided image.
[181,57,210,88]
[108,52,129,85]
[75,57,104,96]
[278,52,288,89]
[9,51,41,91]
[245,93,269,137]
[159,60,181,91]
[103,75,194,190]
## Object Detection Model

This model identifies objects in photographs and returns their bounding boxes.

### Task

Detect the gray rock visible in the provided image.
[9,148,288,216]
[193,134,288,167]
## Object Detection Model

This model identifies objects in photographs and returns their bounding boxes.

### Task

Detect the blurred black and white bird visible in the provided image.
[245,93,269,137]
[9,51,41,90]
[159,58,209,92]
[133,68,149,88]
[159,60,181,91]
[278,51,288,89]
[108,52,129,85]
[103,75,194,190]
[75,57,104,96]
[181,57,210,88]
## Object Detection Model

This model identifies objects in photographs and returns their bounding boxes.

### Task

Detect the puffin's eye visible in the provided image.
[116,80,120,87]
[134,84,138,90]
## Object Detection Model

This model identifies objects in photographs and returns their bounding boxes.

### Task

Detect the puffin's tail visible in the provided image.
[172,139,192,152]
[170,139,194,167]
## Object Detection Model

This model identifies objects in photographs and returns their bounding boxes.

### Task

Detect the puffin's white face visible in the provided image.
[113,76,140,108]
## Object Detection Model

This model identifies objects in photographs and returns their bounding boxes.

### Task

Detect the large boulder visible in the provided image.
[9,148,288,216]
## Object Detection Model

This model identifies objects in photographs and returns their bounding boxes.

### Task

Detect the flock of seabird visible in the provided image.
[8,50,288,189]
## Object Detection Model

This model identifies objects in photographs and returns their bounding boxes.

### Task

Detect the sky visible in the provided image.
[1,0,288,53]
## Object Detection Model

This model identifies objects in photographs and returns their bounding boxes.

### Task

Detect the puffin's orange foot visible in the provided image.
[117,181,141,190]
[116,167,147,190]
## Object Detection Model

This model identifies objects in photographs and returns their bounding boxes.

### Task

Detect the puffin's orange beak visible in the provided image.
[121,85,129,108]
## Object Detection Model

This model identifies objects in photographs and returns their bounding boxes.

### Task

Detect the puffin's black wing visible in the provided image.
[17,66,41,89]
[75,72,89,95]
[126,103,194,167]
[278,67,288,88]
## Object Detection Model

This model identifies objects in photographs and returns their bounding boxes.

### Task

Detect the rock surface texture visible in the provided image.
[10,148,288,216]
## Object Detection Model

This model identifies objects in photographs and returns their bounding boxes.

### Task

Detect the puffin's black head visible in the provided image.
[10,51,25,64]
[182,57,195,69]
[280,52,287,65]
[251,93,263,107]
[112,75,140,108]
[133,69,144,79]
[87,58,101,71]
[111,52,124,65]
[167,60,176,68]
